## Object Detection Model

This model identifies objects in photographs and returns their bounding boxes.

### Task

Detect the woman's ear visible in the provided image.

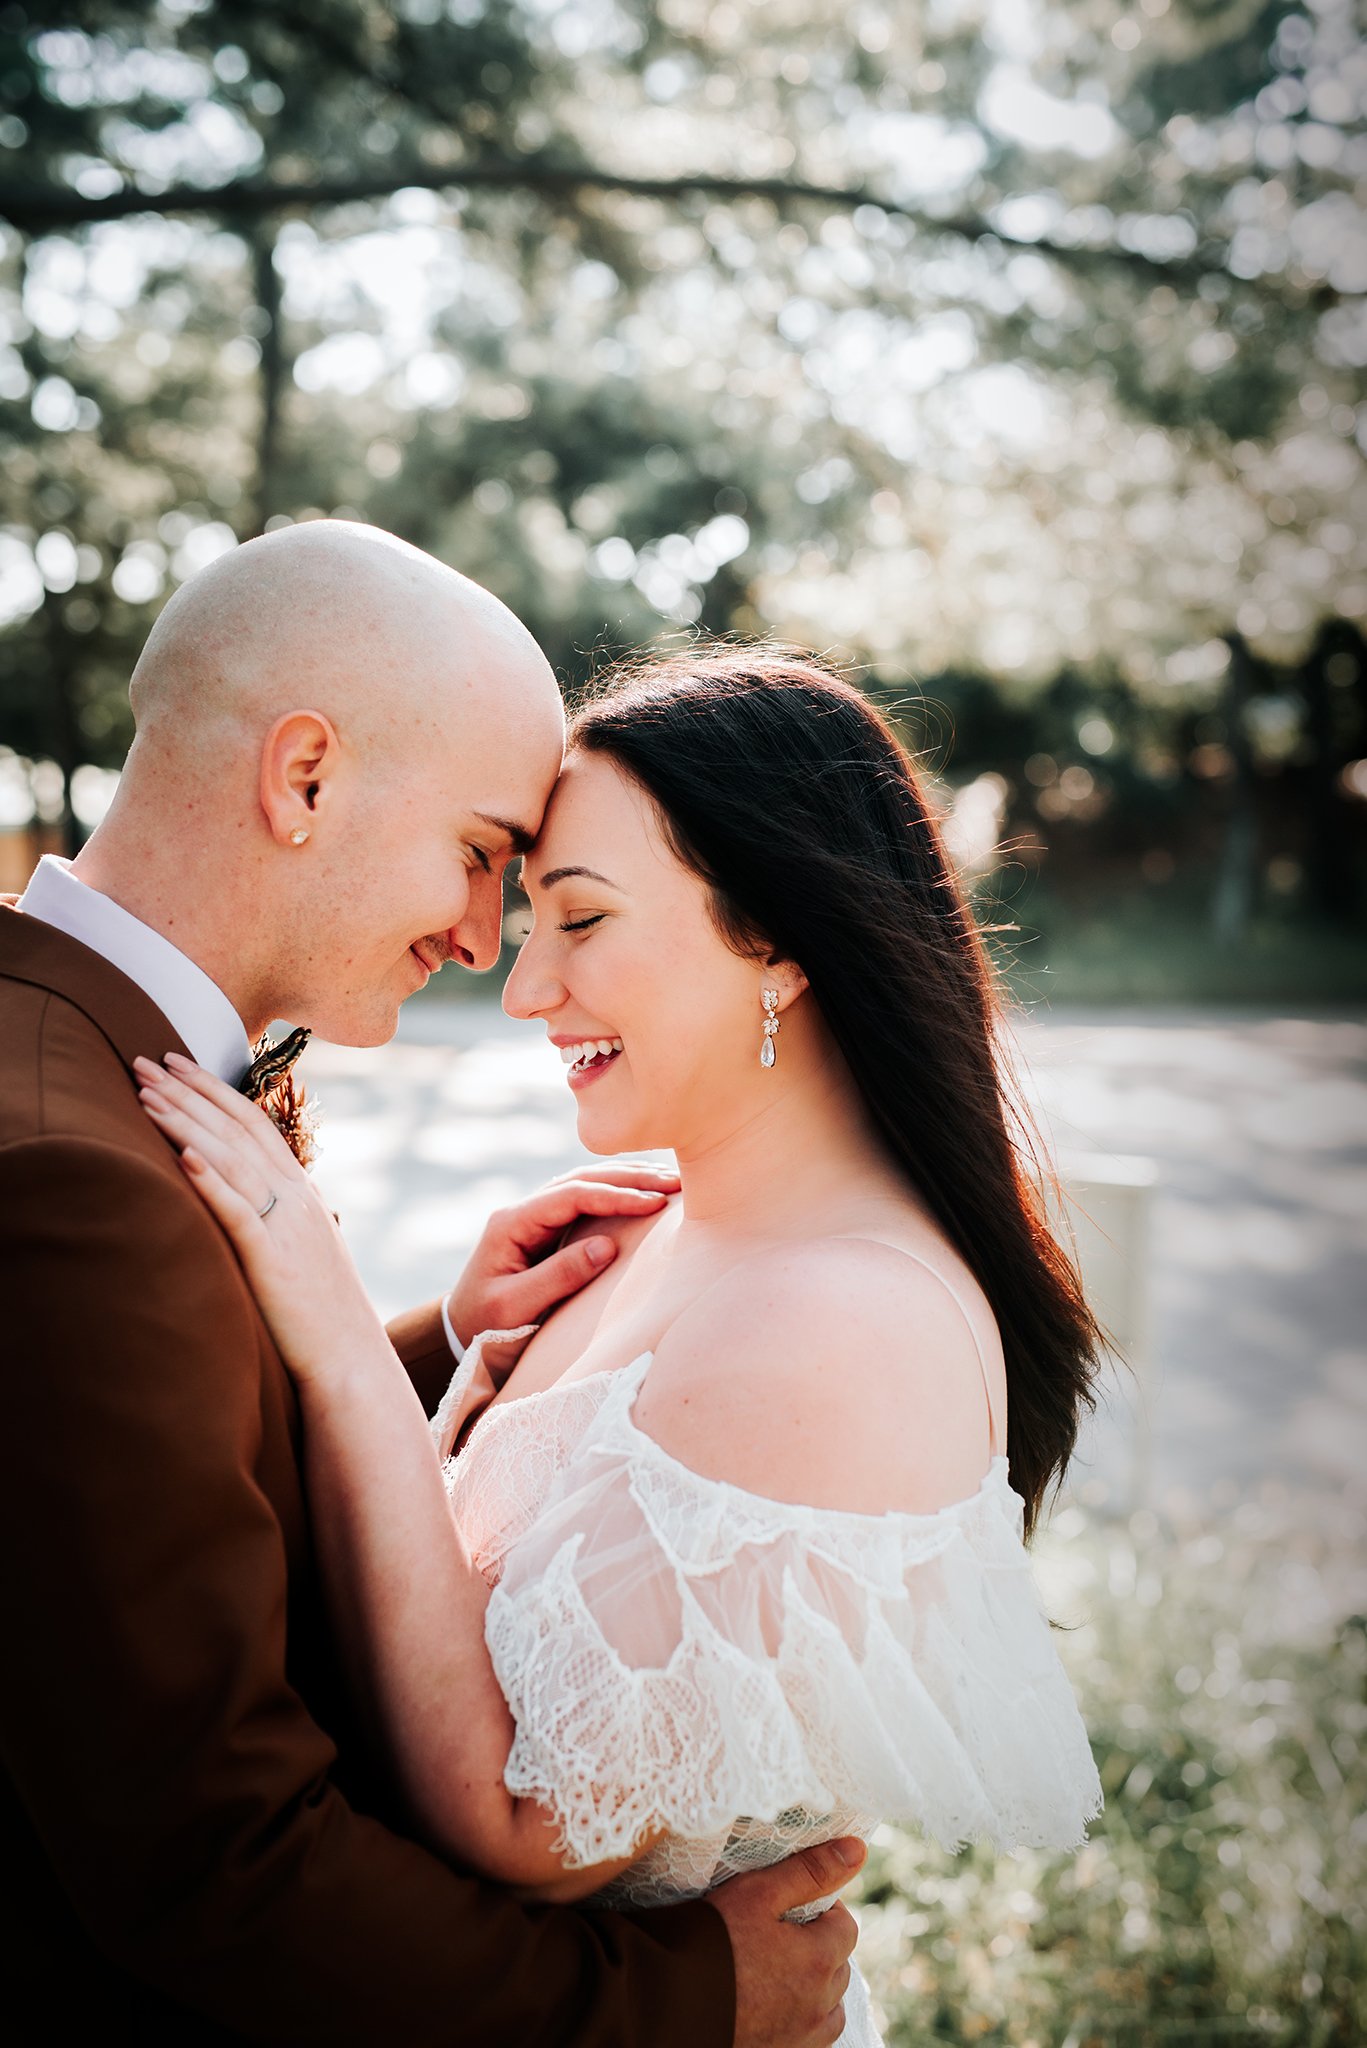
[763,957,809,1009]
[259,710,340,848]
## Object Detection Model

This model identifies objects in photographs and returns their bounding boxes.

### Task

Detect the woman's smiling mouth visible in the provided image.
[557,1036,624,1086]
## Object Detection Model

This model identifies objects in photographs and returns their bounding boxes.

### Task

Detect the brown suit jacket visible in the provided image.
[0,905,734,2045]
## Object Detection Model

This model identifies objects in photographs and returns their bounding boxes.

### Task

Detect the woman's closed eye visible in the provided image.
[559,914,605,934]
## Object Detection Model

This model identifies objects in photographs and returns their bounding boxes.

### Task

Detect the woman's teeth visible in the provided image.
[560,1037,624,1073]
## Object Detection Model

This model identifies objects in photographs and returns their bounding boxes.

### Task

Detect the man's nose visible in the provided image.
[445,892,503,974]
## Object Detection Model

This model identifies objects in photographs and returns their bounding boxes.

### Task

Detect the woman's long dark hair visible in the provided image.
[570,647,1101,1541]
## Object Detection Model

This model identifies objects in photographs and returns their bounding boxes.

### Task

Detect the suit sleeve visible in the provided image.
[387,1295,457,1418]
[0,1136,735,2047]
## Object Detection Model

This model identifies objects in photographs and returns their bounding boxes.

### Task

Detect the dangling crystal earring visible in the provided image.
[760,987,780,1068]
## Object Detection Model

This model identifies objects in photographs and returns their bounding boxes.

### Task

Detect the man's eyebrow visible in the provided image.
[538,865,624,891]
[473,812,535,855]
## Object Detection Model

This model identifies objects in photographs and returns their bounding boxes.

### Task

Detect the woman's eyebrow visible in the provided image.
[538,865,624,891]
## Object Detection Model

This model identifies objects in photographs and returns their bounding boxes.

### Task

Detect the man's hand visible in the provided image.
[444,1162,679,1347]
[710,1838,866,2048]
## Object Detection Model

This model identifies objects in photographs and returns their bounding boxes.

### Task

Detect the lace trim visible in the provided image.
[486,1505,1103,1870]
[444,1329,1103,1876]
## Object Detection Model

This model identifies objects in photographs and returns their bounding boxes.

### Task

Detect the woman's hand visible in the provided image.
[134,1052,391,1387]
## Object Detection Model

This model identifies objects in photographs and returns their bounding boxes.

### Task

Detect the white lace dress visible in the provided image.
[432,1330,1104,2048]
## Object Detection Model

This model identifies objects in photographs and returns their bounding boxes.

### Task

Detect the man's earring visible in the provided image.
[760,987,780,1068]
[289,827,310,846]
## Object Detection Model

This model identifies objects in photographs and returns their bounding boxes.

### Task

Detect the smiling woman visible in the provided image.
[515,644,1103,1539]
[504,752,781,1159]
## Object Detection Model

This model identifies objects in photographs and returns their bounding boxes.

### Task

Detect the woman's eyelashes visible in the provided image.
[507,869,605,933]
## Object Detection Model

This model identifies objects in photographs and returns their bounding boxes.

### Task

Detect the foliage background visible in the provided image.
[1,0,1365,993]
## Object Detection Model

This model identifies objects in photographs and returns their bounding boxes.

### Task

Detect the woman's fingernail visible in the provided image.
[165,1051,192,1069]
[585,1236,616,1268]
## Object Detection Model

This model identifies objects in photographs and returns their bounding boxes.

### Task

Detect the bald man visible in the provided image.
[0,524,861,2046]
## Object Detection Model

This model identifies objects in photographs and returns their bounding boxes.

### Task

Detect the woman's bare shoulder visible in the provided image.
[557,1191,676,1265]
[632,1234,1003,1517]
[496,1189,678,1398]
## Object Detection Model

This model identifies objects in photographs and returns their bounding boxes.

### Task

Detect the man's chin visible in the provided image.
[301,999,402,1051]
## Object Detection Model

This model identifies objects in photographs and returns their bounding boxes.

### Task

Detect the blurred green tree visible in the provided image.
[0,0,1362,924]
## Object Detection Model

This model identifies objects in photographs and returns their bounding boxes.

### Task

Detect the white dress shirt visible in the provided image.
[17,855,253,1086]
[17,854,466,1364]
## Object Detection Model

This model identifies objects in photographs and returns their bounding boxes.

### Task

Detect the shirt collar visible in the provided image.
[17,856,254,1087]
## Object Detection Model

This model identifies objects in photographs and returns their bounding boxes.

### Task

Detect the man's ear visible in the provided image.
[259,710,339,847]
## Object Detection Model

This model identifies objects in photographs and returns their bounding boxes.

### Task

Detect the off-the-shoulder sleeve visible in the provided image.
[482,1361,1103,1872]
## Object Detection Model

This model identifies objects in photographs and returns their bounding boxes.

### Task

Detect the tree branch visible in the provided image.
[0,157,1333,303]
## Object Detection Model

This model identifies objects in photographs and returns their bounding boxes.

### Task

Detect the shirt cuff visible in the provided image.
[439,1290,467,1366]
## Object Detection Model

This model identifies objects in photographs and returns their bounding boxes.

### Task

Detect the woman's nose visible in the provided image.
[502,928,559,1020]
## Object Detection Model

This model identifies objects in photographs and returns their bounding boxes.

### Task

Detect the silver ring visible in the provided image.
[256,1191,278,1221]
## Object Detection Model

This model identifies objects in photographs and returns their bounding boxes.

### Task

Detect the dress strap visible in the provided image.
[832,1238,1002,1460]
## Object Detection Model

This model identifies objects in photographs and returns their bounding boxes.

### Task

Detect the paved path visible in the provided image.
[297,1001,1367,1518]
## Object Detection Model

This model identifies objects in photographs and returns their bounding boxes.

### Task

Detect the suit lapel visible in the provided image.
[2,896,309,1488]
[0,897,194,1074]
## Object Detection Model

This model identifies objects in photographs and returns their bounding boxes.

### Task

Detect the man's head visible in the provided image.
[80,520,565,1045]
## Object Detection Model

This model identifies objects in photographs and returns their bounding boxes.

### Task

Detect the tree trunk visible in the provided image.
[40,587,87,857]
[1211,631,1258,947]
[250,229,286,537]
[1302,620,1359,921]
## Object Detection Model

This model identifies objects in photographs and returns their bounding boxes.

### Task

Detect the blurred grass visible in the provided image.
[852,1494,1366,2047]
[988,884,1367,1007]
